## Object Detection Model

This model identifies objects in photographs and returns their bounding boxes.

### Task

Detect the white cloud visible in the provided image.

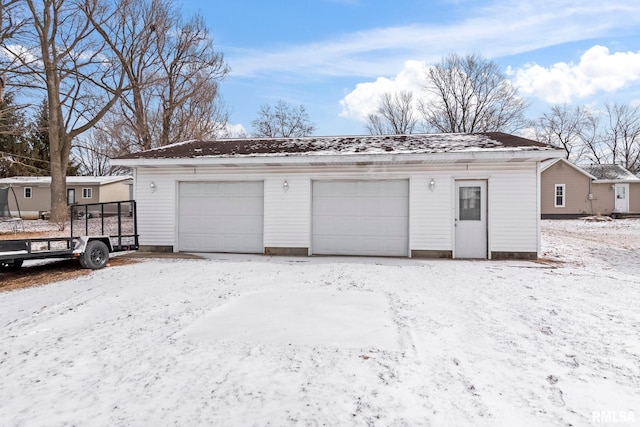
[1,44,40,67]
[341,44,640,125]
[229,0,640,79]
[339,60,429,120]
[223,123,247,138]
[513,46,640,103]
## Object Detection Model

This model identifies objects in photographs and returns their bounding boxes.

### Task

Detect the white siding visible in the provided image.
[263,177,311,249]
[134,162,541,256]
[488,165,539,253]
[410,163,540,256]
[135,169,179,247]
[410,174,453,251]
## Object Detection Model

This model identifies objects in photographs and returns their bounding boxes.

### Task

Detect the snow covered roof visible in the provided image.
[0,176,132,187]
[113,133,558,164]
[582,165,640,182]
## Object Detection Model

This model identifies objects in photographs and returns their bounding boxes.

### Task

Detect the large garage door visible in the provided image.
[178,182,264,253]
[312,180,409,256]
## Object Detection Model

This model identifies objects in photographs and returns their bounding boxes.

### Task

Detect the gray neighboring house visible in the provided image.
[0,176,133,219]
[112,132,562,260]
[541,159,640,218]
[584,164,640,216]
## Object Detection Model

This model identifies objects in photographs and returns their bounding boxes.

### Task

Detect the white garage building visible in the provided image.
[111,133,562,260]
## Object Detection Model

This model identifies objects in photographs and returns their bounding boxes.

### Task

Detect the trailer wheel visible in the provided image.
[82,241,109,270]
[0,259,23,272]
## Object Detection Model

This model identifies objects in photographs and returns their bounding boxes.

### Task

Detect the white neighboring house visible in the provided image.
[111,133,562,260]
[0,176,133,219]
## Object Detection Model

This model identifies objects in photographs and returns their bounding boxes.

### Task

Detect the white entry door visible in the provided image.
[614,183,629,213]
[455,180,487,259]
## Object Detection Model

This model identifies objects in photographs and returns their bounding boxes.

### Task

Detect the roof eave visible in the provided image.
[111,149,563,168]
[0,176,132,186]
[593,179,640,184]
[541,158,598,179]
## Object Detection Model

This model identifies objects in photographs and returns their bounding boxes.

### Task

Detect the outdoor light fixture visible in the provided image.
[429,178,435,191]
[149,181,157,193]
[283,180,289,192]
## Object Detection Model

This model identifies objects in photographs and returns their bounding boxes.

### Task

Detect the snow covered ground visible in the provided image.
[1,220,639,426]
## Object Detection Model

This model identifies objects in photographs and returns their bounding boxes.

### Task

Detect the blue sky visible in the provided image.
[179,0,640,137]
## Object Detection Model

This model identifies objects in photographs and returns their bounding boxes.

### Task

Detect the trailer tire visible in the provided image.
[82,241,109,270]
[0,259,23,272]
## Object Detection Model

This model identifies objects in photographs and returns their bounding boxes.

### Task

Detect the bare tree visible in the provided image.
[601,102,640,173]
[418,53,528,133]
[533,105,593,161]
[93,0,229,152]
[88,0,160,153]
[366,91,417,135]
[581,113,604,165]
[251,100,315,138]
[0,0,26,103]
[73,131,118,176]
[156,13,228,147]
[0,0,136,222]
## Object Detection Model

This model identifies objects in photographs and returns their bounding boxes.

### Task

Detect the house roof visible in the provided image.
[0,176,133,187]
[582,164,640,182]
[540,158,597,179]
[112,132,560,166]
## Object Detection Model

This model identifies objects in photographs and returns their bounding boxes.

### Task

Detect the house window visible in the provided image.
[24,187,32,198]
[82,188,93,199]
[67,188,76,205]
[554,184,565,207]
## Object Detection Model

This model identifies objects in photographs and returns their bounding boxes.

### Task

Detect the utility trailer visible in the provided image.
[0,200,138,271]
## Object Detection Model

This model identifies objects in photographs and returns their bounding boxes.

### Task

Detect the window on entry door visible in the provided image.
[459,186,481,220]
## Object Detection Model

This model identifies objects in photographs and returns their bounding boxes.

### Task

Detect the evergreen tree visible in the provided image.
[26,98,51,175]
[0,93,29,178]
[21,98,78,176]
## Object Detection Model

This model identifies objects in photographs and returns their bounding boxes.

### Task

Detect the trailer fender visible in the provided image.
[73,236,113,255]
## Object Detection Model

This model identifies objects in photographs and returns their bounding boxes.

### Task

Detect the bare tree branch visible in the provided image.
[0,0,129,222]
[251,100,315,138]
[366,91,417,135]
[533,104,592,161]
[418,53,528,134]
[97,0,229,152]
[602,102,640,173]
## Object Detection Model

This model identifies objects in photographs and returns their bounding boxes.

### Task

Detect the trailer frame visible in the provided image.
[0,200,138,271]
